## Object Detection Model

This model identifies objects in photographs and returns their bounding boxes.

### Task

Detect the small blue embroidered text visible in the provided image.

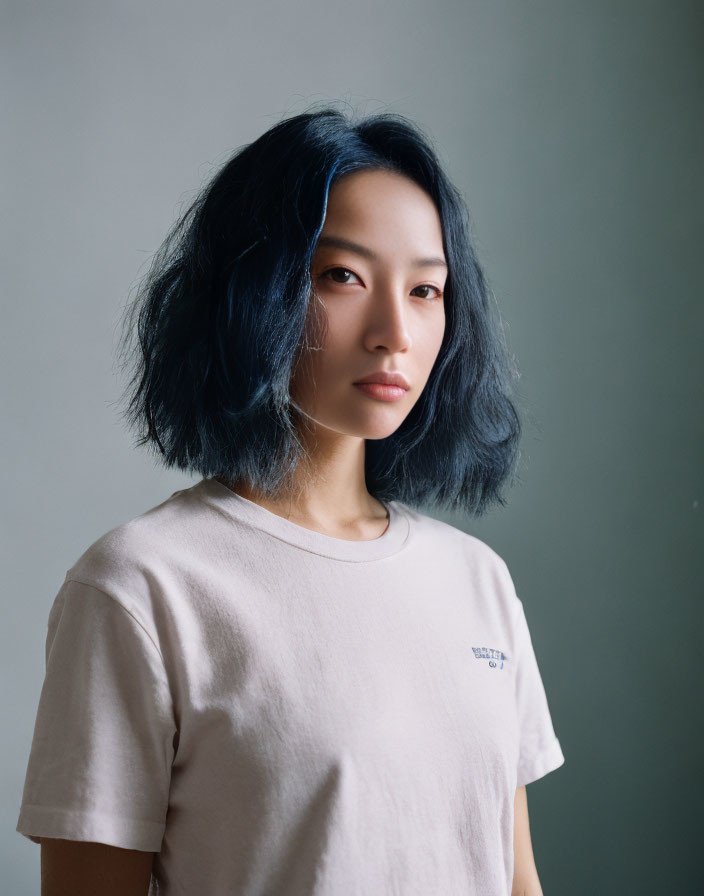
[471,647,506,669]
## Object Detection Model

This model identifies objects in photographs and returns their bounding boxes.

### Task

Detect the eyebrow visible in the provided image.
[315,235,448,270]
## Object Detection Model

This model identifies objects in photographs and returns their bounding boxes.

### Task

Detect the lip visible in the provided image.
[352,371,410,390]
[353,382,407,402]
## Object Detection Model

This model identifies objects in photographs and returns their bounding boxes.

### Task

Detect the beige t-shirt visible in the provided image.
[16,477,565,895]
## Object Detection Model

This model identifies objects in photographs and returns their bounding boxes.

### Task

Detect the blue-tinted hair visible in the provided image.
[117,103,522,516]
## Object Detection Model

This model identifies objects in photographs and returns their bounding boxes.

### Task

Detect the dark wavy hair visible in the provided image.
[116,102,522,517]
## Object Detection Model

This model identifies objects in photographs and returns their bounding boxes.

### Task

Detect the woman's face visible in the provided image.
[290,168,447,441]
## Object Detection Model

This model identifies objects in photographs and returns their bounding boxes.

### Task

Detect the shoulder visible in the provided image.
[64,484,200,617]
[394,501,519,603]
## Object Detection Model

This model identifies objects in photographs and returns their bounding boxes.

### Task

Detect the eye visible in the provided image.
[320,267,443,301]
[320,267,362,285]
[412,284,444,301]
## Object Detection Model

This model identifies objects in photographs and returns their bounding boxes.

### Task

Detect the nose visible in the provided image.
[362,286,412,354]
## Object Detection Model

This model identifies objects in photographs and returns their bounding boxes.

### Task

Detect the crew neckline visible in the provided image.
[193,477,410,562]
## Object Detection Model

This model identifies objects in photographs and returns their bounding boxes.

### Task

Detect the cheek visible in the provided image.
[295,298,445,385]
[413,311,446,367]
[290,309,353,394]
[309,307,359,370]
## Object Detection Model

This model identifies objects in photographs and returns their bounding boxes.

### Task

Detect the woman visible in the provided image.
[16,106,565,895]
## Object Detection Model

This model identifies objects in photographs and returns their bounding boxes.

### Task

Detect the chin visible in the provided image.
[299,401,409,440]
[346,417,407,441]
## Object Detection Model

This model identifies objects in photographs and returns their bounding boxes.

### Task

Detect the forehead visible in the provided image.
[318,169,445,253]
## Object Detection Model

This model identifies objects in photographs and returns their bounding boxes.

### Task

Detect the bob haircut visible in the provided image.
[117,103,522,517]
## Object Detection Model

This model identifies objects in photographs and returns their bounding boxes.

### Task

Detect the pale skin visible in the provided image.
[226,166,449,538]
[40,169,541,893]
[513,784,545,896]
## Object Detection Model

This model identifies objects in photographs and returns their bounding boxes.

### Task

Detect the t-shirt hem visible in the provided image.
[16,805,165,852]
[517,736,565,787]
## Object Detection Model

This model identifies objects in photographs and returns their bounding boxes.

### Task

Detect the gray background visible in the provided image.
[4,1,702,892]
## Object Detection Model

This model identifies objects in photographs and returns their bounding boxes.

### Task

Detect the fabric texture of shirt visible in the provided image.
[16,477,565,895]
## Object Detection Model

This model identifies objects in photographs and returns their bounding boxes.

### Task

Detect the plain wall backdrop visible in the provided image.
[3,0,702,892]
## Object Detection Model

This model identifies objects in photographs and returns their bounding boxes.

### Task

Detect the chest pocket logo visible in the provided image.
[471,646,507,669]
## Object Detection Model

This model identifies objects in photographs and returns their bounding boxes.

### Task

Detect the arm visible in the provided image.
[41,838,154,896]
[512,785,544,896]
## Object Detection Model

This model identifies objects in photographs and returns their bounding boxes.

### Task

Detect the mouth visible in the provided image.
[352,371,410,390]
[352,382,408,402]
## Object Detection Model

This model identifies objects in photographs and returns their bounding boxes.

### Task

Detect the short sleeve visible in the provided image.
[512,596,565,787]
[16,578,177,851]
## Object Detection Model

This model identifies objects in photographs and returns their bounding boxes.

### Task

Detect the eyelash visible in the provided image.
[319,267,444,301]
